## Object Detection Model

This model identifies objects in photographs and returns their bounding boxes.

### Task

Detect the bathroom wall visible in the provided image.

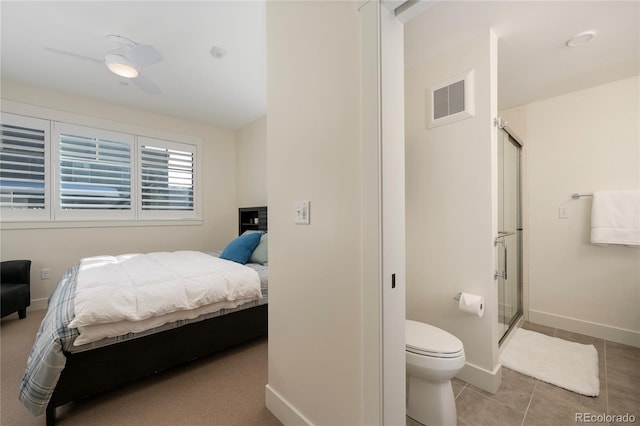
[502,76,640,347]
[405,29,502,391]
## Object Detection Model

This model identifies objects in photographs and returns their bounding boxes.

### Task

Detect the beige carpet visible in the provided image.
[1,309,281,425]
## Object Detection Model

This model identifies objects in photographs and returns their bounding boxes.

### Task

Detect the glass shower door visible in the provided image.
[497,127,522,343]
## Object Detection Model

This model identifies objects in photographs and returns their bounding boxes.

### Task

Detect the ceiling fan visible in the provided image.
[45,35,162,95]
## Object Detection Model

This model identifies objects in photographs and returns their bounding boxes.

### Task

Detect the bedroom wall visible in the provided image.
[265,1,364,424]
[501,76,640,346]
[405,29,502,391]
[236,115,267,208]
[0,80,238,309]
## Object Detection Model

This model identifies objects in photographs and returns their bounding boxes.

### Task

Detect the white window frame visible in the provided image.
[0,112,51,221]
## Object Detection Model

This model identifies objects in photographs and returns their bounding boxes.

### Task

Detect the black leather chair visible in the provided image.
[1,260,31,319]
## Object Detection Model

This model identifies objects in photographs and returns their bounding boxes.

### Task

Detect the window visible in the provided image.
[54,123,134,220]
[0,112,201,225]
[139,136,196,219]
[0,113,50,221]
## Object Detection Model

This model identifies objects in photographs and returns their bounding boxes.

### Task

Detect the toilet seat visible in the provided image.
[406,320,464,359]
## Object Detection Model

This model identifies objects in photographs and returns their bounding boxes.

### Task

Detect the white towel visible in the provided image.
[590,189,640,246]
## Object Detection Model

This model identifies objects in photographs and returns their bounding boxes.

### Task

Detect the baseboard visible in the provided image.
[529,309,640,348]
[456,362,502,394]
[29,298,48,312]
[265,384,313,425]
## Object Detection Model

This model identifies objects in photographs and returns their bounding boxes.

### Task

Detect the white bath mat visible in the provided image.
[499,328,600,396]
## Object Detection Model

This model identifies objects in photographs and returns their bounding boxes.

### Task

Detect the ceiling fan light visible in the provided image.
[105,54,139,78]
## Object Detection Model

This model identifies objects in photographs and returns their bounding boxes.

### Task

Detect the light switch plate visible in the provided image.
[295,201,310,224]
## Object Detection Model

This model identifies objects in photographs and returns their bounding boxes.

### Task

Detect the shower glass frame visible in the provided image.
[498,127,523,345]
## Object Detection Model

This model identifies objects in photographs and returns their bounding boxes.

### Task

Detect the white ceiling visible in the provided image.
[1,1,267,130]
[404,1,639,110]
[1,1,638,131]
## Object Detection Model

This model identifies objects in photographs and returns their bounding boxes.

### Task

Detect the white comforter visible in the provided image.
[68,251,261,343]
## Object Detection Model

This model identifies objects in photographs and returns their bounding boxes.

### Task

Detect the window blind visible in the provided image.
[0,122,46,210]
[59,132,131,210]
[140,143,194,211]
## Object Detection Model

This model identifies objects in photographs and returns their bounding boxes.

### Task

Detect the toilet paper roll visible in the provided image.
[458,292,485,317]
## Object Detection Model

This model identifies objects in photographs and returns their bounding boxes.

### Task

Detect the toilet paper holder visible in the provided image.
[455,292,485,317]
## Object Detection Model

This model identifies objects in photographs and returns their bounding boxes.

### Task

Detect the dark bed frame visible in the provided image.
[45,303,268,425]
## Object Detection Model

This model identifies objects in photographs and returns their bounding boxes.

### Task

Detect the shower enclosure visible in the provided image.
[496,125,522,343]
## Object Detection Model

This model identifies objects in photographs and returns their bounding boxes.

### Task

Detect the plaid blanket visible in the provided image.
[19,267,79,416]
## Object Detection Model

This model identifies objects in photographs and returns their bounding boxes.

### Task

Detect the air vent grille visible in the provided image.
[433,80,465,119]
[427,70,475,128]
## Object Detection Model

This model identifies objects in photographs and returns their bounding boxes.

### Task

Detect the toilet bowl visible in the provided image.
[406,320,465,426]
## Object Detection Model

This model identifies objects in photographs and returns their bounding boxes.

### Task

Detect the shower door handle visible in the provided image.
[494,234,509,280]
[503,238,508,280]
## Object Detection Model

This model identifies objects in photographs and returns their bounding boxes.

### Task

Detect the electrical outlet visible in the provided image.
[558,206,569,219]
[41,269,51,280]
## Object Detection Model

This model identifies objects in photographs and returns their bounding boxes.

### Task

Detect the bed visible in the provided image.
[20,230,268,425]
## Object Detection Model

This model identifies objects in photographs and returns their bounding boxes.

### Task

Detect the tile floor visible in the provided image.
[407,322,640,426]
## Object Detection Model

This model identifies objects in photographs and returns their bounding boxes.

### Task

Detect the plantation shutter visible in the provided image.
[58,126,132,211]
[2,114,201,222]
[139,137,195,214]
[0,114,49,217]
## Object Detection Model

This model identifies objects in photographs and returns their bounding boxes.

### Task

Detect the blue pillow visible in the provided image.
[220,232,262,264]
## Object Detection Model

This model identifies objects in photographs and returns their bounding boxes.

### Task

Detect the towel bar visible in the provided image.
[572,193,593,199]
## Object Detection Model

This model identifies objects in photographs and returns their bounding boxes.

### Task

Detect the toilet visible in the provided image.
[406,320,465,426]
